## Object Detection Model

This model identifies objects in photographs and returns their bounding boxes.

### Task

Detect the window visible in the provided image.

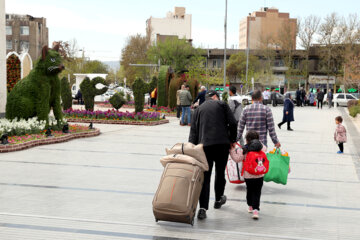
[347,94,355,99]
[20,26,29,35]
[6,40,12,50]
[20,41,29,50]
[6,26,12,35]
[337,94,344,99]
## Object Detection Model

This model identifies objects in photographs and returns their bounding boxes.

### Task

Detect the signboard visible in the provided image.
[309,75,336,84]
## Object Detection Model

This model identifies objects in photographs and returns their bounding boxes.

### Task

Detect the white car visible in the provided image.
[325,93,359,107]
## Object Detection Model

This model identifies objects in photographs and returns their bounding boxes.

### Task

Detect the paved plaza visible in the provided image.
[0,106,359,240]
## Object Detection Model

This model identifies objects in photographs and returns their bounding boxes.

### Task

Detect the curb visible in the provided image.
[0,129,101,153]
[65,119,169,126]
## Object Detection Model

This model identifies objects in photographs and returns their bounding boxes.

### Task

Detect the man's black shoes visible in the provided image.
[214,195,227,209]
[197,208,207,220]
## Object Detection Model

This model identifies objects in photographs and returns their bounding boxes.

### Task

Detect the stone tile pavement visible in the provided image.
[0,106,359,239]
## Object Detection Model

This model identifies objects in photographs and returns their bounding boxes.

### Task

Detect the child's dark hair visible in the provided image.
[245,130,259,143]
[335,116,343,123]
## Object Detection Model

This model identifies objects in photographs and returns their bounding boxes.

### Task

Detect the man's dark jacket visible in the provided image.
[193,90,207,105]
[189,99,237,146]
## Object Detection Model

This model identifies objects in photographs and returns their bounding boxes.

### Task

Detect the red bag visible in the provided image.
[242,151,269,175]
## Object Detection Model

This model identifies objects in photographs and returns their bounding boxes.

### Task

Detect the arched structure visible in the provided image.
[20,52,33,78]
[6,52,21,92]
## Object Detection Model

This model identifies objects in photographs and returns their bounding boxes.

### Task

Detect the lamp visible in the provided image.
[1,134,9,145]
[62,124,69,133]
[45,128,53,137]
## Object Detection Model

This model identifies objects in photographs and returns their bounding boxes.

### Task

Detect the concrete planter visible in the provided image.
[0,129,100,153]
[66,118,169,126]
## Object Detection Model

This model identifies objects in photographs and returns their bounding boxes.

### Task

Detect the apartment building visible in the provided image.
[146,7,192,44]
[239,8,297,50]
[6,14,48,61]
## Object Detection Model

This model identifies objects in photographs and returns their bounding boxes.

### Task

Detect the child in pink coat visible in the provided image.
[334,116,347,154]
[230,130,266,220]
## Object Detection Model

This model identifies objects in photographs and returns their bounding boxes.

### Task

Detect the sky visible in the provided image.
[5,0,360,62]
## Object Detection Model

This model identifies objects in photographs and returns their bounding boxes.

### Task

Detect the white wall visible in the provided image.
[0,0,6,116]
[150,14,192,42]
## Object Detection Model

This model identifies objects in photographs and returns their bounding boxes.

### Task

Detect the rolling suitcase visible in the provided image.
[153,162,204,226]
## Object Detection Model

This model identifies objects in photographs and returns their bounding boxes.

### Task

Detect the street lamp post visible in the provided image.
[223,0,228,90]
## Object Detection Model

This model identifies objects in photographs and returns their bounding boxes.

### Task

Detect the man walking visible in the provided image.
[271,88,277,107]
[237,90,281,148]
[179,84,192,126]
[193,86,207,107]
[296,88,301,107]
[317,89,324,109]
[262,88,271,105]
[327,89,333,108]
[229,86,243,122]
[176,85,185,118]
[189,90,237,220]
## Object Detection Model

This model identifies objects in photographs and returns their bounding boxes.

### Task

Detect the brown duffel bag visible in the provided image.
[166,143,209,171]
[152,162,204,226]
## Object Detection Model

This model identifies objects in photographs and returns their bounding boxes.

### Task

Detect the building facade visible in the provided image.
[6,14,48,62]
[239,8,297,50]
[0,0,6,116]
[146,7,192,44]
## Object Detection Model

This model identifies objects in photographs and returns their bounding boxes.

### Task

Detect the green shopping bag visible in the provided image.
[264,149,290,185]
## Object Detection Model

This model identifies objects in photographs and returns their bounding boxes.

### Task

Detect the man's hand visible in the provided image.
[286,111,289,115]
[275,142,281,148]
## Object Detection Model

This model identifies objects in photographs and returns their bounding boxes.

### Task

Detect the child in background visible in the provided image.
[334,116,347,154]
[230,130,266,220]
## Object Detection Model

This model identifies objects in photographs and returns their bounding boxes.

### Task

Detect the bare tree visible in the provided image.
[339,14,360,88]
[318,13,343,91]
[298,15,321,89]
[277,20,298,90]
[257,33,277,87]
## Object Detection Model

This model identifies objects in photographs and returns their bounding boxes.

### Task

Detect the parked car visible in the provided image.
[325,93,359,107]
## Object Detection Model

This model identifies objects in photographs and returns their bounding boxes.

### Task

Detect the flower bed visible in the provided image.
[145,106,177,117]
[97,101,135,109]
[0,124,100,153]
[63,109,169,125]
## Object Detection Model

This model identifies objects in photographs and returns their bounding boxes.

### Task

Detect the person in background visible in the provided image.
[296,88,301,107]
[309,91,315,106]
[150,88,157,107]
[278,93,295,131]
[334,116,347,154]
[262,88,271,105]
[317,89,325,109]
[193,86,207,107]
[189,90,237,220]
[237,90,281,148]
[179,84,192,126]
[229,86,243,122]
[300,87,306,107]
[327,89,334,109]
[271,88,277,107]
[176,85,185,118]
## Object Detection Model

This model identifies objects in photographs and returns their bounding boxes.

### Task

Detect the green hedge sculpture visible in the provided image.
[60,77,72,110]
[80,77,108,111]
[157,66,168,107]
[109,92,126,110]
[6,45,64,126]
[132,78,148,113]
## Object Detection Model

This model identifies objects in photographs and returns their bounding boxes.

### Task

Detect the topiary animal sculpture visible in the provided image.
[80,77,108,111]
[6,45,65,127]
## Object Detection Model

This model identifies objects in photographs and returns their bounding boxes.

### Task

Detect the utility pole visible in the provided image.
[223,0,228,90]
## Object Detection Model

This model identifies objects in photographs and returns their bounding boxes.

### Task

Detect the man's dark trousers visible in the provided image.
[199,144,229,210]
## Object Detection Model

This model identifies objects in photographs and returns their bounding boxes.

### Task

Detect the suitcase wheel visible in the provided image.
[155,219,159,223]
[190,217,194,226]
